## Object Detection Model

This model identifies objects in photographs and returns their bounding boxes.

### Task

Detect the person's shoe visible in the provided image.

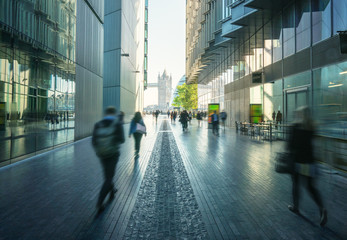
[109,188,118,201]
[288,205,299,214]
[320,208,327,227]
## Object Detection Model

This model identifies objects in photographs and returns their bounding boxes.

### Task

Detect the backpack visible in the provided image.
[93,118,121,158]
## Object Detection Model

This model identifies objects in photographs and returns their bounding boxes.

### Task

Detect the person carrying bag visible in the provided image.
[129,112,147,156]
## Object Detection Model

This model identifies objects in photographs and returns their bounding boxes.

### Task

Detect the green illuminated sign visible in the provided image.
[208,104,219,111]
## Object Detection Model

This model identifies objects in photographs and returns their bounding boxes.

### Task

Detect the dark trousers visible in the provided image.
[212,122,219,135]
[182,121,188,130]
[98,155,119,206]
[292,173,323,210]
[133,132,143,153]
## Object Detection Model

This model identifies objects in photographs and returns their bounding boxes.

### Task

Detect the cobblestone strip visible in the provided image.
[124,121,208,240]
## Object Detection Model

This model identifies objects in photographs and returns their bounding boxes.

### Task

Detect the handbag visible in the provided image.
[295,163,317,177]
[135,123,146,134]
[275,152,294,174]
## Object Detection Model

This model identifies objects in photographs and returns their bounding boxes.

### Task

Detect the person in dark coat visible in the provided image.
[92,106,125,213]
[196,111,202,127]
[180,110,189,131]
[276,110,282,124]
[287,106,327,226]
[211,111,219,136]
[129,112,146,156]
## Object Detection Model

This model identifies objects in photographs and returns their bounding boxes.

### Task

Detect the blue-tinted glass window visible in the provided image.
[272,13,282,63]
[296,0,311,51]
[312,0,331,44]
[333,0,347,34]
[283,4,295,57]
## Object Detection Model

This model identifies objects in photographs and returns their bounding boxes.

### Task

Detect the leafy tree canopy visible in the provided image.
[172,83,197,110]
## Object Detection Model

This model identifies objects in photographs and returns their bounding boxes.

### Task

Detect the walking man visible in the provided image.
[92,106,125,214]
[276,110,282,125]
[155,110,159,123]
[211,111,219,136]
[220,110,227,132]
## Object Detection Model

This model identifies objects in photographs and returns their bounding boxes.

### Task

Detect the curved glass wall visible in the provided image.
[0,0,76,163]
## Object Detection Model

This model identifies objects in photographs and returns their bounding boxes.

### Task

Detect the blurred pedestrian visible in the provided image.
[196,111,202,127]
[155,110,159,123]
[220,110,227,132]
[188,111,192,124]
[211,111,219,136]
[180,110,189,132]
[276,110,282,125]
[129,112,147,157]
[167,110,170,118]
[173,111,177,122]
[287,106,327,226]
[272,111,276,122]
[92,106,125,214]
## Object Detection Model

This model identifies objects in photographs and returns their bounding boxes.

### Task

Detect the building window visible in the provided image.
[272,13,282,63]
[313,61,347,139]
[264,21,272,67]
[312,0,331,44]
[333,0,347,34]
[296,0,311,52]
[283,4,295,58]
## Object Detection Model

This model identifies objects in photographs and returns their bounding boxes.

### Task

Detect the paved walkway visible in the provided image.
[0,116,346,239]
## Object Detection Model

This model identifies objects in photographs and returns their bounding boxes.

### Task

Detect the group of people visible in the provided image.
[91,105,328,227]
[92,107,147,214]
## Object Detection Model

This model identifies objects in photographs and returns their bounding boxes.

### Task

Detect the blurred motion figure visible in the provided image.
[287,106,327,226]
[129,112,147,157]
[92,106,125,214]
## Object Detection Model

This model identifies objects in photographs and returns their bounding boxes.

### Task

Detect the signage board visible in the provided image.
[250,104,262,123]
[208,103,220,124]
[252,72,262,84]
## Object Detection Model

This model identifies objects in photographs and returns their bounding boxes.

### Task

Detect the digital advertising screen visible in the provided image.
[250,104,262,123]
[208,104,220,124]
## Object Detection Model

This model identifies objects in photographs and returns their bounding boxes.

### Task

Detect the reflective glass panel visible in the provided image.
[272,14,282,63]
[283,4,295,57]
[296,0,311,51]
[312,0,331,44]
[333,0,347,34]
[313,61,347,139]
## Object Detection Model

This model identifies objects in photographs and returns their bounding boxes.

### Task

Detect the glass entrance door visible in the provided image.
[286,88,308,122]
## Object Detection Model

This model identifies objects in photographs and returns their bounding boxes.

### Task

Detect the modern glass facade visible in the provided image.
[0,0,76,164]
[187,0,347,140]
[104,0,146,122]
[0,0,104,165]
[144,0,148,89]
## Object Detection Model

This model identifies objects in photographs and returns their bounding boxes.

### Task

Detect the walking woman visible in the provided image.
[288,106,327,226]
[129,112,146,156]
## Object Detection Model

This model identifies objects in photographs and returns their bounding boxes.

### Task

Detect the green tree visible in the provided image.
[172,83,198,110]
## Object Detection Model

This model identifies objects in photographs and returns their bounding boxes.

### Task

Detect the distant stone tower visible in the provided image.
[158,70,172,111]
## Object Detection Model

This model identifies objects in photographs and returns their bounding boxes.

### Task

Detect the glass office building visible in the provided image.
[187,0,347,138]
[104,0,146,122]
[0,0,104,166]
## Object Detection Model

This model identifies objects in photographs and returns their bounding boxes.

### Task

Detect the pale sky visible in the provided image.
[144,0,186,107]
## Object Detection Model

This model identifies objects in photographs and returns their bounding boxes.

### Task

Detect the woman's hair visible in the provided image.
[294,106,314,131]
[133,112,142,123]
